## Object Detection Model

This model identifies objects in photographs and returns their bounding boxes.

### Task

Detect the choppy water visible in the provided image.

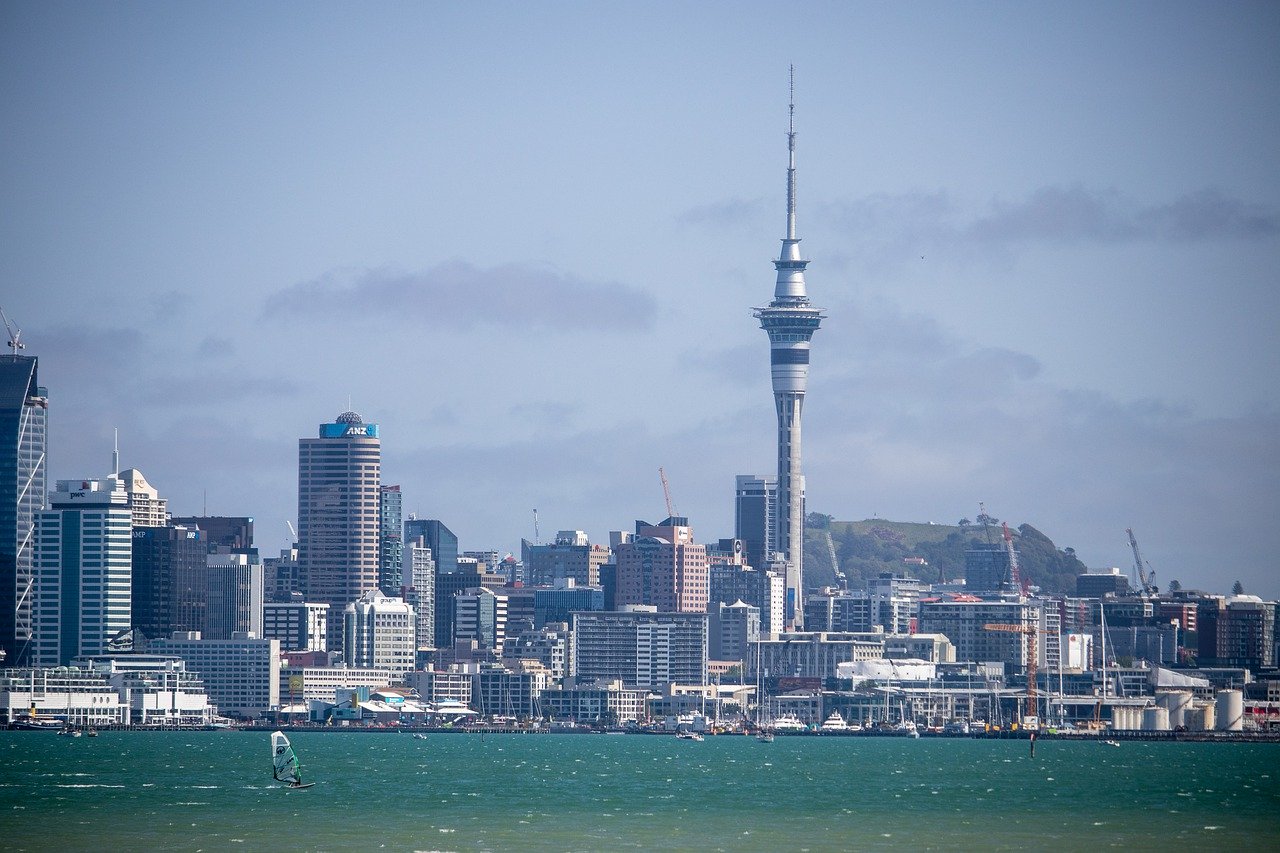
[1,731,1277,850]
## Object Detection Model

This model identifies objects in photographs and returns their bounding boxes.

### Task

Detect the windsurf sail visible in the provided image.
[271,730,303,785]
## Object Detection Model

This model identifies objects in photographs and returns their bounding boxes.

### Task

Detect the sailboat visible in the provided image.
[271,731,314,789]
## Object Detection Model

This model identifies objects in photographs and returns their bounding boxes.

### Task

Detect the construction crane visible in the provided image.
[1125,528,1156,595]
[1001,522,1028,593]
[825,530,846,589]
[533,509,540,545]
[285,520,298,542]
[0,307,24,355]
[658,467,676,519]
[983,622,1051,728]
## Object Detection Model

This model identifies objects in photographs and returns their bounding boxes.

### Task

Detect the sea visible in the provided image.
[1,731,1277,851]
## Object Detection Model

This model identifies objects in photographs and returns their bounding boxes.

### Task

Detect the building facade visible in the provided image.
[570,609,708,689]
[614,518,709,613]
[130,524,206,641]
[298,411,381,622]
[521,531,610,587]
[378,484,403,595]
[342,589,415,677]
[0,353,47,667]
[148,631,281,719]
[262,600,329,652]
[734,474,777,574]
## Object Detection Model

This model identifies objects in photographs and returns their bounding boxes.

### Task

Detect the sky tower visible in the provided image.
[753,67,824,629]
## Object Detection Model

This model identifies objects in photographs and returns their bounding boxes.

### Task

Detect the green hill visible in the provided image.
[802,516,1088,595]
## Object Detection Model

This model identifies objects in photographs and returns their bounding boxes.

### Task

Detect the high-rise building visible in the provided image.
[709,563,785,636]
[965,543,1015,592]
[521,531,609,587]
[118,468,168,528]
[752,72,823,629]
[734,474,777,573]
[342,589,415,677]
[405,517,457,576]
[203,552,264,640]
[170,516,254,551]
[453,587,508,652]
[378,485,403,595]
[297,411,381,620]
[262,600,329,652]
[131,524,206,640]
[615,518,709,613]
[403,534,435,654]
[0,353,47,666]
[34,478,132,666]
[432,561,505,650]
[570,609,708,689]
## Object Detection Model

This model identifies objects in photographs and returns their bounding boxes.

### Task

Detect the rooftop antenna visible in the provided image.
[786,64,797,241]
[0,307,24,355]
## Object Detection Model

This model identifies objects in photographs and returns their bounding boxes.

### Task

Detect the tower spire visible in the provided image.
[787,64,797,241]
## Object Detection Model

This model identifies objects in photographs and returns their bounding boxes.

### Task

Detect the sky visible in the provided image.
[2,1,1277,597]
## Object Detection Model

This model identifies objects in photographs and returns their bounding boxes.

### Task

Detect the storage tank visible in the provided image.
[1186,703,1214,732]
[1157,691,1193,728]
[1116,706,1138,731]
[1216,690,1243,731]
[1142,706,1170,732]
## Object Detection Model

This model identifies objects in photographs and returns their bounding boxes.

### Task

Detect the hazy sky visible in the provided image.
[2,2,1277,596]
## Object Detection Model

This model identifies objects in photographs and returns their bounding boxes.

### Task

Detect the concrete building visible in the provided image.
[148,631,280,719]
[540,679,648,725]
[297,411,381,622]
[709,600,760,665]
[342,589,415,677]
[710,563,785,635]
[34,478,133,666]
[1198,595,1276,671]
[917,596,1042,670]
[521,531,610,587]
[402,534,435,654]
[473,663,552,719]
[1076,568,1131,598]
[751,79,824,629]
[170,516,253,551]
[503,622,570,679]
[433,561,506,650]
[0,353,47,667]
[755,632,884,680]
[614,517,709,613]
[453,587,508,652]
[262,600,329,652]
[118,468,168,528]
[278,664,394,706]
[571,609,708,689]
[263,545,301,603]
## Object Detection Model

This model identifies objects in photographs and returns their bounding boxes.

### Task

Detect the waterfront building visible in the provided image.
[130,524,206,640]
[33,478,132,666]
[917,596,1040,670]
[540,678,648,725]
[571,608,707,689]
[342,589,415,677]
[734,475,778,575]
[204,551,264,640]
[614,517,709,613]
[473,663,552,719]
[404,668,474,708]
[754,632,883,680]
[0,665,127,726]
[503,622,569,679]
[521,531,610,587]
[0,352,47,667]
[262,600,329,652]
[148,630,280,718]
[79,655,215,726]
[403,534,435,654]
[378,485,403,595]
[884,633,956,663]
[278,664,393,706]
[752,74,824,629]
[297,411,381,620]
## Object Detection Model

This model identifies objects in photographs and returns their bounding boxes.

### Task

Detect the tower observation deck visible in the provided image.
[752,67,824,629]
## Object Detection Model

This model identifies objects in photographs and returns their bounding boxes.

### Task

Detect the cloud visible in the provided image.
[262,261,657,331]
[138,374,301,407]
[676,197,768,228]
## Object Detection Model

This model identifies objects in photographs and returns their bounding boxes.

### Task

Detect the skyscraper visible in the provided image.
[378,485,403,595]
[734,474,777,573]
[752,69,823,629]
[614,517,709,613]
[0,352,46,666]
[298,412,381,626]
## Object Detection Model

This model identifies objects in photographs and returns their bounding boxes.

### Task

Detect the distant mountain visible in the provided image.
[802,516,1089,595]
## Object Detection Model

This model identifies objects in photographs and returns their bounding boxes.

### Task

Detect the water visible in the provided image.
[1,731,1277,850]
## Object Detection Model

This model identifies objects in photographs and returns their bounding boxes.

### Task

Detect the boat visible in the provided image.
[820,712,849,732]
[412,733,428,740]
[755,730,775,743]
[271,730,315,789]
[1103,739,1121,747]
[675,729,704,741]
[770,714,807,733]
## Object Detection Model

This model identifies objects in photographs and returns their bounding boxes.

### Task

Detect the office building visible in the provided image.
[710,563,785,635]
[405,517,457,575]
[533,581,604,628]
[262,600,329,652]
[297,411,381,619]
[917,597,1041,670]
[33,478,132,666]
[571,609,708,689]
[342,589,415,677]
[614,517,709,613]
[170,516,254,551]
[403,534,435,653]
[148,630,281,718]
[378,485,403,595]
[204,551,264,640]
[432,560,504,650]
[1076,568,1131,598]
[118,468,168,528]
[709,600,760,665]
[752,76,824,628]
[0,353,47,666]
[965,543,1016,593]
[263,546,301,603]
[130,524,206,640]
[521,531,610,587]
[734,475,777,573]
[453,587,508,652]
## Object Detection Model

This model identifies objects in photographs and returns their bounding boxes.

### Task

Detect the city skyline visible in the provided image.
[1,3,1277,597]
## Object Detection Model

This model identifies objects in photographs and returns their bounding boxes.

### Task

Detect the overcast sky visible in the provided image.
[2,1,1277,597]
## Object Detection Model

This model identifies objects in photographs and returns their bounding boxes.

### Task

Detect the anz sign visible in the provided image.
[321,423,380,439]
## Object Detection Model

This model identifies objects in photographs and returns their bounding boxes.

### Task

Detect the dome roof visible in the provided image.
[336,411,363,425]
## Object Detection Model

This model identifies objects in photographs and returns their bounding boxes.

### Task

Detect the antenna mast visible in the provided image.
[786,64,797,241]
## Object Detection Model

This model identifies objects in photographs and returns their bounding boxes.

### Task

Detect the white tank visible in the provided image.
[1157,691,1193,728]
[1114,706,1139,731]
[1216,690,1243,731]
[1142,706,1170,732]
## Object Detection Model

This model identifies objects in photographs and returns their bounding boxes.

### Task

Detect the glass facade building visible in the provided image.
[0,355,46,666]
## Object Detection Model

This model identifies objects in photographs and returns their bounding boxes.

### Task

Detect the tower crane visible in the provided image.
[1125,528,1156,595]
[0,307,24,355]
[984,622,1051,728]
[658,467,676,519]
[1002,522,1028,593]
[825,530,846,589]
